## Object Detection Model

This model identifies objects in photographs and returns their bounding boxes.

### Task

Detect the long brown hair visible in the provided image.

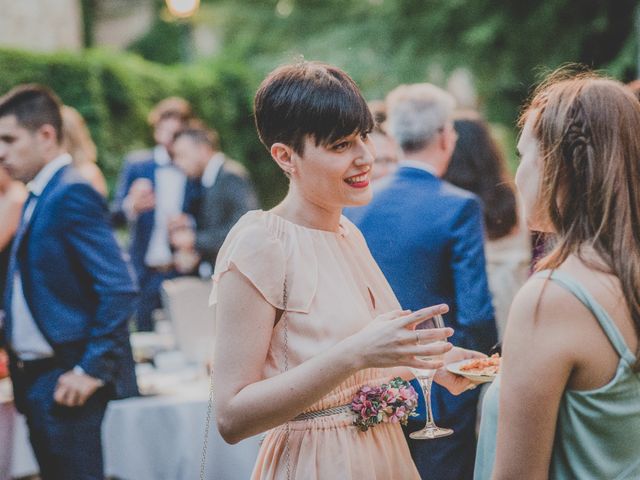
[521,71,640,366]
[61,106,97,166]
[445,112,518,240]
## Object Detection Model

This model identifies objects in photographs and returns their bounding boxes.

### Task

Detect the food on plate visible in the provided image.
[459,353,501,376]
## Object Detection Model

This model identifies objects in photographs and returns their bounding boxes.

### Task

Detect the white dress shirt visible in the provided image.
[11,153,72,360]
[144,146,187,268]
[201,152,225,189]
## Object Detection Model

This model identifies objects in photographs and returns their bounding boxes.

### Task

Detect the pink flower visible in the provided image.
[381,388,400,404]
[351,378,417,432]
[388,405,408,423]
[399,387,415,401]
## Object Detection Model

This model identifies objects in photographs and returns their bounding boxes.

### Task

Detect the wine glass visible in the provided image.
[409,313,453,440]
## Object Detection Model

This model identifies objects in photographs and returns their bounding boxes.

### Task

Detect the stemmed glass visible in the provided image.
[409,313,453,440]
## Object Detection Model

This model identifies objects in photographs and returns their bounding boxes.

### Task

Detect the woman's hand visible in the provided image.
[433,347,486,395]
[341,304,454,371]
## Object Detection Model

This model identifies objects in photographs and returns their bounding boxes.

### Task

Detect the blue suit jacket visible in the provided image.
[3,165,139,399]
[111,150,200,275]
[346,166,497,423]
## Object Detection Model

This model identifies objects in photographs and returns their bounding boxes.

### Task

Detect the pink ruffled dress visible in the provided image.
[210,210,420,480]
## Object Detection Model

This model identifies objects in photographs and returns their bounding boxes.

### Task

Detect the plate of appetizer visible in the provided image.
[447,354,501,383]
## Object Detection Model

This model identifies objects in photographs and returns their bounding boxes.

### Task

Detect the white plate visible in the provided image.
[446,359,498,383]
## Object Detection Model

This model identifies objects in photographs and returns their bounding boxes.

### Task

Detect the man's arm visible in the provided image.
[62,183,139,384]
[449,197,497,353]
[194,175,258,260]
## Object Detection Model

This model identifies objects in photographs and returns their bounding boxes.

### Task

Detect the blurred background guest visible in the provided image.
[444,112,531,338]
[111,97,199,331]
[170,125,258,278]
[61,105,108,197]
[368,100,399,182]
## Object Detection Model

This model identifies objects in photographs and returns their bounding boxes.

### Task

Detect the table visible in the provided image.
[0,400,15,480]
[10,379,261,480]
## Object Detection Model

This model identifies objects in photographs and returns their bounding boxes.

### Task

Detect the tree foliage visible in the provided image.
[200,0,638,124]
[0,48,285,206]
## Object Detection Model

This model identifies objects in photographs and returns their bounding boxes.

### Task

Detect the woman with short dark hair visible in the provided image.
[211,61,482,479]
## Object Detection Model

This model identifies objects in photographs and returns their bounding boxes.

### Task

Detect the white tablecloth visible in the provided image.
[0,401,15,480]
[10,380,261,480]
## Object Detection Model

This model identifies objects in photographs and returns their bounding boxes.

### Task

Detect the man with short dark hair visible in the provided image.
[111,97,199,331]
[0,84,138,480]
[170,126,258,276]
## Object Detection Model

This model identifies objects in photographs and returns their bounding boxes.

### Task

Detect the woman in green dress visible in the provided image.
[475,71,640,479]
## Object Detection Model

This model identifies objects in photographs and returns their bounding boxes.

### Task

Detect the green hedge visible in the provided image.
[0,48,287,207]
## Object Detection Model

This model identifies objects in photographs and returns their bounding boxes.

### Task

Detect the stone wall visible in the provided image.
[94,0,154,50]
[0,0,83,52]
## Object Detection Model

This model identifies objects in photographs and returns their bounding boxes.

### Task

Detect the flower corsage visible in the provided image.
[350,377,418,432]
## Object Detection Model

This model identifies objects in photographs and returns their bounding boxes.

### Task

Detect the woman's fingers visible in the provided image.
[405,357,446,370]
[399,327,453,345]
[414,340,453,357]
[385,309,411,321]
[397,340,453,367]
[417,327,454,344]
[399,304,449,328]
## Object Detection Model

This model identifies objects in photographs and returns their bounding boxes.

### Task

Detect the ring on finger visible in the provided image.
[415,330,420,345]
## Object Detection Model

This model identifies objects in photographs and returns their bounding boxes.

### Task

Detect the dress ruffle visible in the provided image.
[210,210,318,313]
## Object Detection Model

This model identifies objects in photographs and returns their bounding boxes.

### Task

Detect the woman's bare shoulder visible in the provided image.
[510,272,591,327]
[504,272,591,362]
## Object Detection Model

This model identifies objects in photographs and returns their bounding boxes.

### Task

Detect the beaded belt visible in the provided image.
[292,404,352,421]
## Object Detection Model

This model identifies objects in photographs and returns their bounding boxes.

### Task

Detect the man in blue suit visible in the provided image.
[0,84,138,480]
[346,84,497,480]
[111,97,199,331]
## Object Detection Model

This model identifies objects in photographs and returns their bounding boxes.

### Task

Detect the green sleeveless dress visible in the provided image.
[474,270,640,480]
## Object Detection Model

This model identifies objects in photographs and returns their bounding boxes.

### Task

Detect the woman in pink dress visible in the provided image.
[211,62,482,479]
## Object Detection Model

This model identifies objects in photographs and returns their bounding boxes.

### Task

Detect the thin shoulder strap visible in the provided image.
[533,269,636,365]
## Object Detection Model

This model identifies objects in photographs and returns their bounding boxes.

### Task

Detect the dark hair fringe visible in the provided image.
[254,61,374,154]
